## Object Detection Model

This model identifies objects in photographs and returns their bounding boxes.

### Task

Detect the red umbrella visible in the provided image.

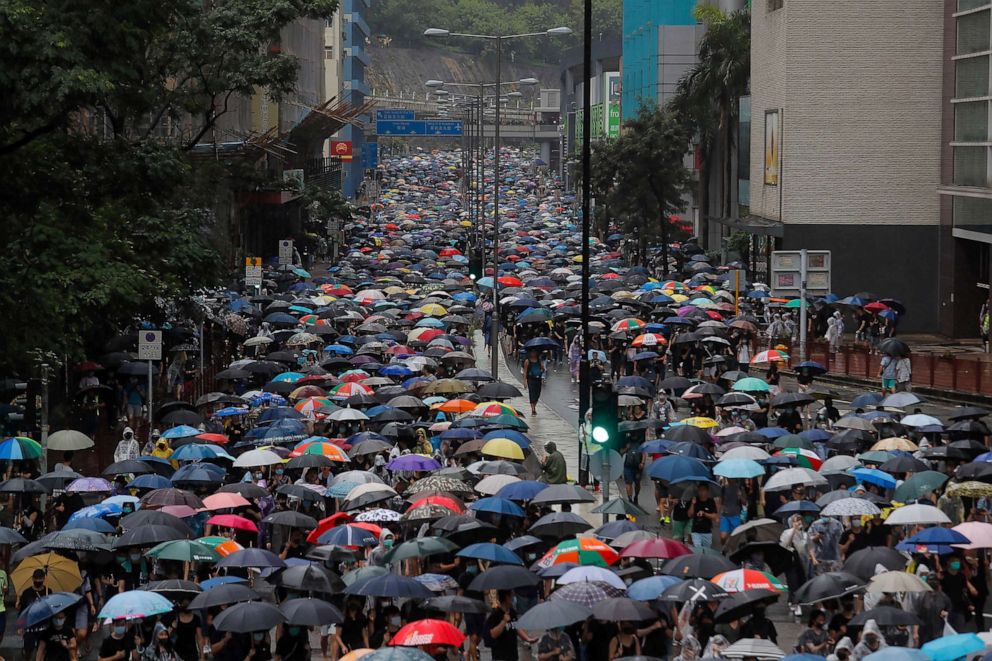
[306,512,353,544]
[196,433,229,445]
[864,301,890,313]
[206,514,258,533]
[389,619,465,648]
[408,495,464,514]
[497,276,523,287]
[619,538,691,560]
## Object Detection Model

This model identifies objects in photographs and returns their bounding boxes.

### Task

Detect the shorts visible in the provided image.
[671,519,692,541]
[464,612,485,638]
[126,403,143,418]
[720,515,742,533]
[881,378,897,389]
[623,467,640,484]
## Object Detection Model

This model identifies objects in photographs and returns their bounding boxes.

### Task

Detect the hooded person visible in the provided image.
[151,438,173,463]
[827,636,854,661]
[369,528,395,567]
[852,620,887,660]
[114,426,140,463]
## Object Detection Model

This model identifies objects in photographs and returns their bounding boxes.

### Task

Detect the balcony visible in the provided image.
[346,43,371,67]
[345,79,371,98]
[345,12,371,38]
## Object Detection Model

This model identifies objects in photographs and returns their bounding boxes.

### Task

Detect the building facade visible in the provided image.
[748,0,944,331]
[938,0,992,336]
[333,0,373,198]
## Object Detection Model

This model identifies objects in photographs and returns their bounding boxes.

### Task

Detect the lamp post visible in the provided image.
[426,27,571,380]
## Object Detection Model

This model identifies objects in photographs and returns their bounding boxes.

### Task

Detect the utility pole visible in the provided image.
[40,363,49,511]
[490,36,502,380]
[799,248,808,362]
[578,0,592,484]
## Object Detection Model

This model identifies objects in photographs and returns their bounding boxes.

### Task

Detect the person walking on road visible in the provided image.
[540,442,567,484]
[114,426,140,463]
[522,348,547,416]
[825,311,845,353]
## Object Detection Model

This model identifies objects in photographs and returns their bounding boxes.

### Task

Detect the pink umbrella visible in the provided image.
[620,538,691,560]
[206,514,258,533]
[953,521,992,549]
[161,505,198,518]
[201,493,251,511]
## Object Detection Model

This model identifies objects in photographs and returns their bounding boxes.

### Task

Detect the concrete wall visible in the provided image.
[280,18,326,132]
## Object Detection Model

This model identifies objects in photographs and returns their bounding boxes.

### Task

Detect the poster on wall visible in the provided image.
[764,110,780,185]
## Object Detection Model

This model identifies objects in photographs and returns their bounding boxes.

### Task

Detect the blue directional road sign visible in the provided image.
[376,120,427,136]
[376,108,415,121]
[424,119,463,136]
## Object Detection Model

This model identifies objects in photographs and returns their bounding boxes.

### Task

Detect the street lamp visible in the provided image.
[425,27,572,380]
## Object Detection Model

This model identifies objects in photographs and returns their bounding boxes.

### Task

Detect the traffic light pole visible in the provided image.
[577,0,593,486]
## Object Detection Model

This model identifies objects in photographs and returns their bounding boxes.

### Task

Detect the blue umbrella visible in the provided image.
[627,575,682,601]
[640,440,672,454]
[920,634,985,661]
[200,576,247,589]
[68,503,121,522]
[862,649,928,661]
[782,655,828,661]
[324,344,354,355]
[380,365,412,377]
[344,574,434,599]
[756,427,790,439]
[214,406,250,418]
[272,372,304,383]
[850,468,897,489]
[850,392,883,408]
[772,500,821,518]
[496,480,547,501]
[99,590,173,620]
[127,474,172,490]
[162,425,201,439]
[667,442,712,461]
[171,444,231,462]
[468,497,526,517]
[482,430,531,447]
[16,592,82,629]
[796,361,826,374]
[799,429,832,442]
[714,459,765,479]
[457,543,523,565]
[257,407,304,423]
[896,526,969,554]
[318,525,379,547]
[647,456,709,482]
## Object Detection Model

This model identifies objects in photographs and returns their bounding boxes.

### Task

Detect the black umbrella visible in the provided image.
[661,554,737,579]
[120,510,193,537]
[658,376,693,392]
[721,519,783,558]
[344,574,433,599]
[469,565,540,592]
[188,584,260,610]
[143,579,203,597]
[161,410,204,427]
[262,510,318,529]
[36,470,83,491]
[878,338,910,357]
[277,484,325,502]
[425,595,488,614]
[285,454,334,471]
[280,598,343,626]
[218,482,269,499]
[714,589,780,622]
[843,547,908,580]
[306,545,359,564]
[793,572,865,606]
[102,459,152,476]
[216,368,251,380]
[591,597,656,622]
[217,548,286,569]
[659,577,730,602]
[726,541,794,576]
[272,564,344,594]
[660,425,711,445]
[879,456,929,473]
[213,601,286,633]
[528,512,593,538]
[516,600,592,631]
[0,478,49,494]
[849,606,920,627]
[770,392,816,408]
[113,524,186,549]
[947,406,989,421]
[529,484,595,506]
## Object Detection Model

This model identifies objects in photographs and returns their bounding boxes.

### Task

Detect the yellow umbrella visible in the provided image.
[670,294,689,303]
[871,437,918,452]
[12,553,82,594]
[459,220,472,227]
[420,304,447,317]
[681,417,720,430]
[481,439,525,461]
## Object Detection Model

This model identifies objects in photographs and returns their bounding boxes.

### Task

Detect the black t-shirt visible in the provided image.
[19,586,50,613]
[672,499,691,522]
[99,633,136,660]
[841,530,869,556]
[210,625,247,661]
[485,607,519,661]
[341,612,367,650]
[691,498,717,534]
[275,628,309,661]
[38,624,74,661]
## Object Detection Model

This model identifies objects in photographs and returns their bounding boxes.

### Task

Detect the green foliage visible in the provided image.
[368,0,620,63]
[587,106,692,274]
[0,0,339,372]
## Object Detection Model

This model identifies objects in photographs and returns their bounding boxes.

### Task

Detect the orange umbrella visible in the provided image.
[306,512,353,544]
[434,399,477,414]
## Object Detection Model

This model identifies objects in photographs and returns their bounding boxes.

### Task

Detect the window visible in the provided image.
[953,195,992,232]
[956,101,990,141]
[960,0,991,11]
[325,45,335,59]
[957,55,990,98]
[958,10,991,56]
[767,0,783,10]
[954,146,990,187]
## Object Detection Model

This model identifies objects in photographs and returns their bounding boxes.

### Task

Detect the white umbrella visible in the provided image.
[328,408,369,422]
[820,455,861,475]
[232,448,284,468]
[867,570,931,593]
[821,498,882,518]
[953,522,992,550]
[900,414,942,428]
[610,530,657,549]
[474,474,520,495]
[764,468,828,492]
[720,446,771,462]
[834,416,875,432]
[47,430,95,452]
[884,504,951,526]
[243,336,273,347]
[722,638,786,660]
[341,483,398,510]
[558,566,626,590]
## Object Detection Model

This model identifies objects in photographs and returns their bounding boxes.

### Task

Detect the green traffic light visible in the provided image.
[591,426,609,444]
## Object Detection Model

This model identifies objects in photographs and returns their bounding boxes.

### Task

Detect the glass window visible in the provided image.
[958,11,991,55]
[954,146,990,187]
[956,55,990,98]
[955,101,990,141]
[960,0,991,11]
[953,195,992,233]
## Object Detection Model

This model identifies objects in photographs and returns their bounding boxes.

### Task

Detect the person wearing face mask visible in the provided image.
[852,619,886,660]
[34,608,76,661]
[247,630,272,660]
[827,636,854,661]
[941,556,978,632]
[141,623,178,661]
[169,599,203,661]
[274,622,310,660]
[115,548,150,592]
[537,626,575,661]
[115,426,141,463]
[608,622,641,659]
[99,618,138,661]
[369,529,395,567]
[741,602,778,643]
[796,609,830,655]
[271,466,291,488]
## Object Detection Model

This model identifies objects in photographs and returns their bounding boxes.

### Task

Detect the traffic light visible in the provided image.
[589,381,618,450]
[468,250,483,282]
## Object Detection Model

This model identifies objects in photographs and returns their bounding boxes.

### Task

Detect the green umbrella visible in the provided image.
[857,451,894,465]
[341,565,388,586]
[893,471,949,502]
[591,498,650,518]
[732,377,769,393]
[383,536,458,564]
[773,435,813,450]
[146,539,220,563]
[784,298,809,309]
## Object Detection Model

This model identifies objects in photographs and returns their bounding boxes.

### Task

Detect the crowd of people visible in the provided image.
[0,148,989,661]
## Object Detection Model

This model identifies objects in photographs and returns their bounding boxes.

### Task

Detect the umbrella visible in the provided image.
[424,595,487,614]
[843,547,908,580]
[866,570,930,593]
[46,430,95,451]
[384,537,458,564]
[821,498,881,517]
[389,619,465,648]
[793,572,865,605]
[849,606,920,626]
[346,574,434,599]
[884,504,950,526]
[711,568,786,592]
[549,581,625,607]
[892,471,949,501]
[920,633,985,661]
[722,638,786,660]
[620,538,691,560]
[469,565,540,591]
[457,542,523,566]
[188,583,260,610]
[12,553,81,593]
[217,548,285,569]
[662,553,737,579]
[627,575,683,600]
[952,521,992,549]
[516,600,592,631]
[529,484,596,506]
[99,590,174,620]
[262,510,318,529]
[659,577,730,603]
[15,592,82,629]
[590,597,655,622]
[145,539,220,563]
[557,566,626,590]
[528,512,593,538]
[113,525,186,549]
[714,589,781,622]
[280,598,344,626]
[213,601,286,632]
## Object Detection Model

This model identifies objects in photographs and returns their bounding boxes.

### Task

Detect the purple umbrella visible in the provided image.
[66,477,113,493]
[387,455,442,472]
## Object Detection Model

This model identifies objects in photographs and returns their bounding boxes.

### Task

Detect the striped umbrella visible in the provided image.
[538,538,620,569]
[0,437,43,460]
[611,318,646,333]
[773,448,823,470]
[711,569,786,592]
[631,333,667,347]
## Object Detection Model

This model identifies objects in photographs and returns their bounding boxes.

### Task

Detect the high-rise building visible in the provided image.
[333,0,373,198]
[746,0,944,331]
[938,0,992,336]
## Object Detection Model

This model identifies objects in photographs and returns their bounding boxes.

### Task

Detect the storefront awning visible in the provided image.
[709,214,785,238]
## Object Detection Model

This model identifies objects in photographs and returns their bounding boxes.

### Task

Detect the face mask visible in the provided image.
[255,472,263,480]
[129,553,141,562]
[275,469,284,475]
[54,616,65,627]
[114,625,127,636]
[253,632,265,642]
[950,561,961,571]
[288,627,300,636]
[383,538,393,548]
[389,616,401,627]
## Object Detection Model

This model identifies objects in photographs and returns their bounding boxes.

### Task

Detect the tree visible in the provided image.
[0,0,339,372]
[670,6,750,238]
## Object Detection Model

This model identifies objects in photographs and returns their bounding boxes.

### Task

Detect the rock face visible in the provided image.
[366,45,560,100]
